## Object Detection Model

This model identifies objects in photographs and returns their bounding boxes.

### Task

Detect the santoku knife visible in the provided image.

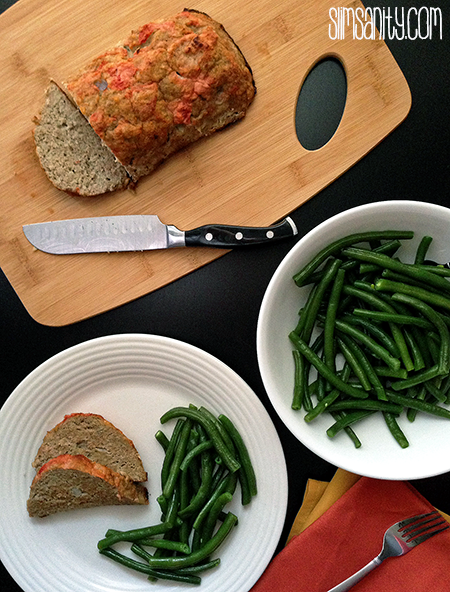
[23,215,298,255]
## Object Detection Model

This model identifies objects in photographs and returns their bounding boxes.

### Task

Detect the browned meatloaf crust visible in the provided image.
[64,9,256,182]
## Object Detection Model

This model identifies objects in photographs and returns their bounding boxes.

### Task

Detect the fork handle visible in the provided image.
[326,557,383,591]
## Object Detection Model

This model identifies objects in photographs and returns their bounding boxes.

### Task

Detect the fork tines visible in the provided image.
[398,511,449,546]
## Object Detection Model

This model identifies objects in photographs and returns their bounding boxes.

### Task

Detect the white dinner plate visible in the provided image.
[0,334,287,592]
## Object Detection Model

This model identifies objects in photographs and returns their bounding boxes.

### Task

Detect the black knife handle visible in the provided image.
[184,217,298,248]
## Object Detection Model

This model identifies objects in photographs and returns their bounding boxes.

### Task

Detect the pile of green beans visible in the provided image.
[98,404,257,585]
[289,230,450,449]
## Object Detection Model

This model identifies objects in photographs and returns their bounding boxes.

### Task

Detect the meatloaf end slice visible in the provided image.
[33,81,130,196]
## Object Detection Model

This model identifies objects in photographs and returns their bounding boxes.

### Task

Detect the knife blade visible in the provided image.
[22,215,298,254]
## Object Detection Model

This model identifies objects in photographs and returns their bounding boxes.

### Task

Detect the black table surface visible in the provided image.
[1,1,450,590]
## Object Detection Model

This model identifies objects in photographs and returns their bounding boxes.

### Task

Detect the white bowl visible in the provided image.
[257,200,450,480]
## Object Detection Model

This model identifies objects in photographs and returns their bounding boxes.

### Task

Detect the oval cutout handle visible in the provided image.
[295,57,347,151]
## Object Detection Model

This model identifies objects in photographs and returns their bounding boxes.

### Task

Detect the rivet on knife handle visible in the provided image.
[184,217,298,248]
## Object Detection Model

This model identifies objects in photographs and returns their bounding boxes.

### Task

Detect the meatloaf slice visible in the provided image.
[33,82,130,195]
[31,413,147,482]
[64,9,256,182]
[27,454,149,517]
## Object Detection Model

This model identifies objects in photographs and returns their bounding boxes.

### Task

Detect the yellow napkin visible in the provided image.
[288,468,450,544]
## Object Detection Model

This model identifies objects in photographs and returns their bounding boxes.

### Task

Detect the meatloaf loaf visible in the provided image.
[34,9,256,196]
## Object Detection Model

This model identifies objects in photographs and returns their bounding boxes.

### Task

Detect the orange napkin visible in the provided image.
[251,470,450,591]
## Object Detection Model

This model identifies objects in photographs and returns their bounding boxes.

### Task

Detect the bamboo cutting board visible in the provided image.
[0,0,411,326]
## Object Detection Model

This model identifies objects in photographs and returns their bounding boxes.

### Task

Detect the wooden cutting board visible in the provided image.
[0,0,411,326]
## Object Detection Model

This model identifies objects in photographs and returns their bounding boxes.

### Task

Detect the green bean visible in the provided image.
[130,512,238,571]
[334,416,362,448]
[156,494,168,517]
[160,419,185,490]
[333,318,401,371]
[358,239,403,275]
[175,558,221,575]
[423,380,447,403]
[336,336,371,391]
[341,314,401,358]
[99,548,202,585]
[417,264,450,277]
[292,349,308,410]
[324,267,346,374]
[164,486,180,526]
[390,292,450,375]
[179,448,214,519]
[132,538,191,554]
[145,569,201,585]
[209,463,228,494]
[163,419,192,499]
[327,400,402,413]
[302,259,358,286]
[304,389,341,422]
[391,364,441,391]
[426,331,441,365]
[294,285,318,336]
[382,412,409,448]
[316,373,327,400]
[339,333,388,400]
[99,548,165,575]
[98,522,174,550]
[352,308,433,330]
[386,391,450,419]
[326,410,376,438]
[193,472,237,530]
[341,285,414,371]
[402,327,426,372]
[300,258,342,342]
[198,406,236,454]
[200,492,233,546]
[219,414,257,500]
[374,366,408,379]
[342,246,450,294]
[380,268,442,294]
[179,466,192,545]
[292,231,414,286]
[414,235,433,264]
[155,430,170,451]
[160,407,240,473]
[179,440,214,472]
[289,332,368,399]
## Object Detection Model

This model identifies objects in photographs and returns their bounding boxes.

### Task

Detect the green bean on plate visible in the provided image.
[98,405,257,585]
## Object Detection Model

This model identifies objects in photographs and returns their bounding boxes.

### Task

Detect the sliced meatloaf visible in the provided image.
[33,82,130,195]
[27,454,149,517]
[31,413,147,482]
[63,9,256,184]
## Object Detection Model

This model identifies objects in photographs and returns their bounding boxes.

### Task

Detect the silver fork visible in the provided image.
[326,510,449,591]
